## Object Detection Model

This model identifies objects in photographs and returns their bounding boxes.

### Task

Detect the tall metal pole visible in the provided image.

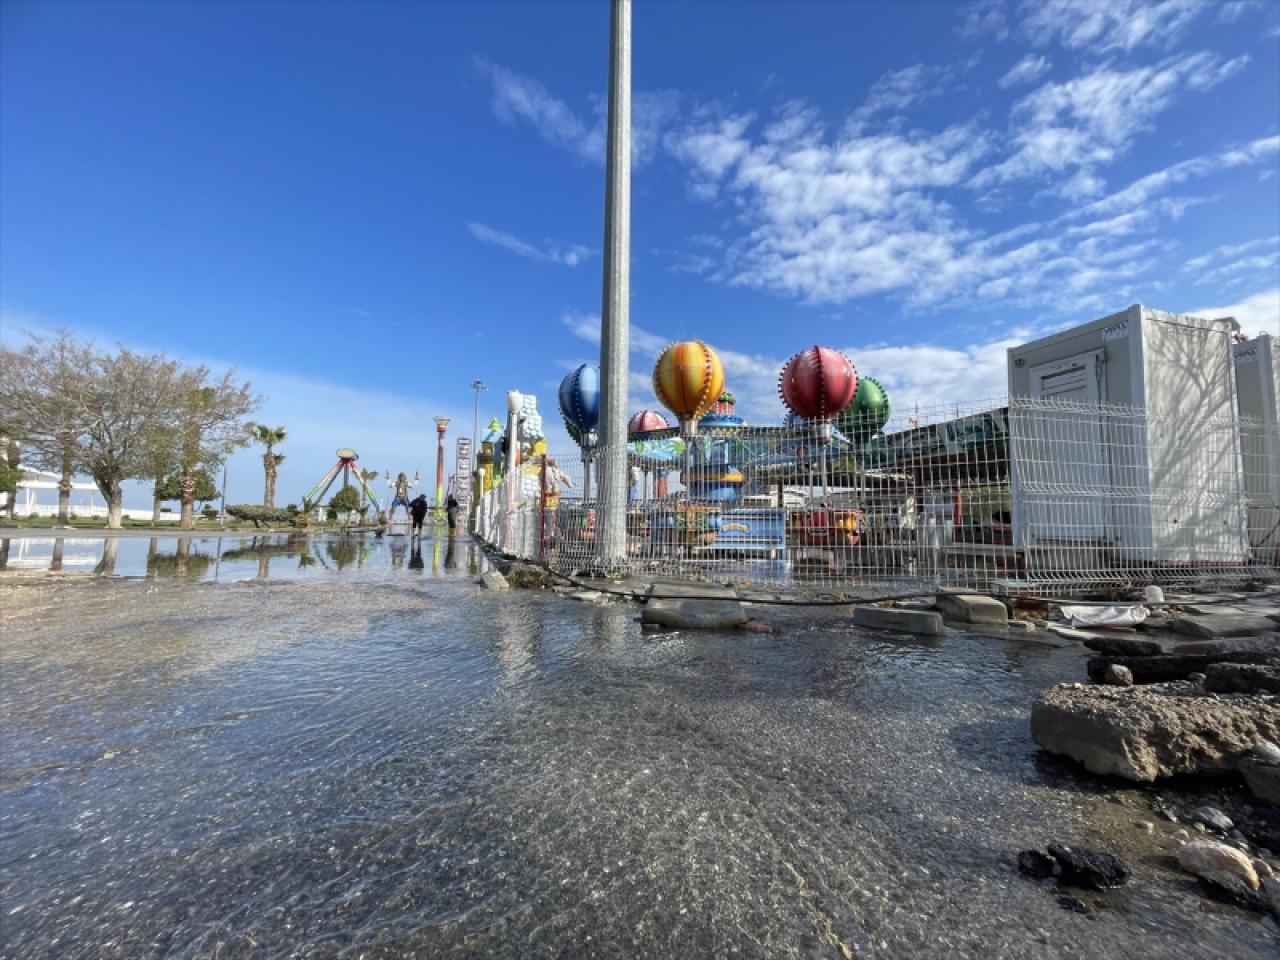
[596,0,631,566]
[220,460,228,526]
[434,417,450,511]
[471,380,487,464]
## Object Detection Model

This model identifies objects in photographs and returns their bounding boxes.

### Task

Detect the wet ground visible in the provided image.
[0,533,1275,958]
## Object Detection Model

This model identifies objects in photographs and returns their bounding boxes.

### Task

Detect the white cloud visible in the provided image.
[468,222,593,266]
[1188,287,1280,336]
[976,54,1236,197]
[998,54,1051,88]
[477,58,677,167]
[955,0,1010,42]
[1019,0,1212,53]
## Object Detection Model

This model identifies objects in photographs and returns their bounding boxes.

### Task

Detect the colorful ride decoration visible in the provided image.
[787,506,864,547]
[698,390,743,429]
[558,364,601,442]
[835,375,891,444]
[778,345,858,440]
[653,340,725,437]
[627,409,670,435]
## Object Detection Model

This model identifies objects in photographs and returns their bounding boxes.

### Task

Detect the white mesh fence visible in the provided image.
[471,397,1279,598]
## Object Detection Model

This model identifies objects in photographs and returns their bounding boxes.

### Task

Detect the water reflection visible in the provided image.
[0,532,480,582]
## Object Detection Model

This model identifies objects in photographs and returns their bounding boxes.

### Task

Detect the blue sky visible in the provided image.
[2,0,1278,508]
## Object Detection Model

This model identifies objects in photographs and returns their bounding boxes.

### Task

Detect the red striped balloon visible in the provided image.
[652,341,725,421]
[778,346,857,422]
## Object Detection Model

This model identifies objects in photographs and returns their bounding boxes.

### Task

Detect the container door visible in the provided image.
[1013,350,1110,557]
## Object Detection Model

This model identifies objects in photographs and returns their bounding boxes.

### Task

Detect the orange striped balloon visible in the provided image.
[652,340,726,421]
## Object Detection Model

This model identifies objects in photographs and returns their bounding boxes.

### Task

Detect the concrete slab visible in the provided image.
[853,605,944,636]
[1169,614,1279,638]
[935,593,1008,625]
[641,581,748,630]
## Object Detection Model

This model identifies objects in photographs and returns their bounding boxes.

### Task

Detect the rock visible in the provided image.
[1169,614,1280,638]
[853,605,944,636]
[506,563,557,589]
[1240,757,1280,806]
[479,570,509,590]
[641,581,748,630]
[1187,672,1206,685]
[641,599,747,629]
[1191,806,1234,832]
[1102,664,1134,686]
[1264,875,1280,916]
[1085,651,1279,684]
[935,592,1007,625]
[1045,843,1130,889]
[1178,840,1259,890]
[1256,740,1280,763]
[1007,620,1037,634]
[1082,636,1163,657]
[1017,849,1056,879]
[1056,896,1090,914]
[1204,662,1280,694]
[1030,683,1280,781]
[737,618,777,633]
[570,590,604,602]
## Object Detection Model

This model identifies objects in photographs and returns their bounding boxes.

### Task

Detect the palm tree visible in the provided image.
[253,424,287,507]
[359,468,379,516]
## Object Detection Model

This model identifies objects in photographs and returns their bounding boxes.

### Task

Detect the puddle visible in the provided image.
[0,532,484,581]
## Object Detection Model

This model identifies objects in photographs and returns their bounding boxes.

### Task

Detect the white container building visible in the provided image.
[1006,304,1248,569]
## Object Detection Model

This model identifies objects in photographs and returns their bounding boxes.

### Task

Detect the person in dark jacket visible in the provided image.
[446,494,460,535]
[409,494,429,538]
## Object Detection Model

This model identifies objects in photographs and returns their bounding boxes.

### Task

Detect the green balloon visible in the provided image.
[836,375,891,442]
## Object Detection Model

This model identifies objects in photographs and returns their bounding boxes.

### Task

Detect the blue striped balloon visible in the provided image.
[558,363,601,434]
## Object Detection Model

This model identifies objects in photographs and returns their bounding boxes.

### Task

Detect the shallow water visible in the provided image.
[0,534,1274,958]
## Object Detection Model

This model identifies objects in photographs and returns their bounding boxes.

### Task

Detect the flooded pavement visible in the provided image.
[0,533,1275,958]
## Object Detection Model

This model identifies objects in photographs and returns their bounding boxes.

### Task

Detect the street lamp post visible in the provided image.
[471,380,487,467]
[433,416,450,517]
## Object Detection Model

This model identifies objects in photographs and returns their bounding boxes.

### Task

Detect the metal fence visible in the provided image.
[472,396,1279,598]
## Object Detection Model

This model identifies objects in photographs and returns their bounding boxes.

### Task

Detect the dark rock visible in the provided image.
[1192,806,1234,832]
[1018,849,1057,879]
[1196,875,1271,914]
[1082,636,1163,657]
[1046,843,1131,889]
[1204,662,1280,694]
[1056,896,1091,914]
[1102,664,1134,686]
[1240,758,1280,806]
[1086,651,1279,685]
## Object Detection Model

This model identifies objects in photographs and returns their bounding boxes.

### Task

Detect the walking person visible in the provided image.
[445,494,460,535]
[409,494,429,538]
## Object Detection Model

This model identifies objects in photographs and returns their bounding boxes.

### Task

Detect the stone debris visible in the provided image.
[1178,840,1260,894]
[1030,682,1280,781]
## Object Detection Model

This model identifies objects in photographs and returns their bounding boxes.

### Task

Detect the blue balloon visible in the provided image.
[558,364,601,433]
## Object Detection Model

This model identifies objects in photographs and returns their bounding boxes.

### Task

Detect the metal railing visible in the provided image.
[472,396,1279,598]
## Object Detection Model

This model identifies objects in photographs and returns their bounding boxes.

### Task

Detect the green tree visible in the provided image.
[0,456,18,511]
[359,468,379,513]
[330,484,361,517]
[154,468,219,505]
[78,347,188,529]
[169,369,260,529]
[0,331,96,523]
[251,424,287,507]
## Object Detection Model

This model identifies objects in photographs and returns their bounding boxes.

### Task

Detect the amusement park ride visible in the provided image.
[300,449,390,530]
[551,340,897,563]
